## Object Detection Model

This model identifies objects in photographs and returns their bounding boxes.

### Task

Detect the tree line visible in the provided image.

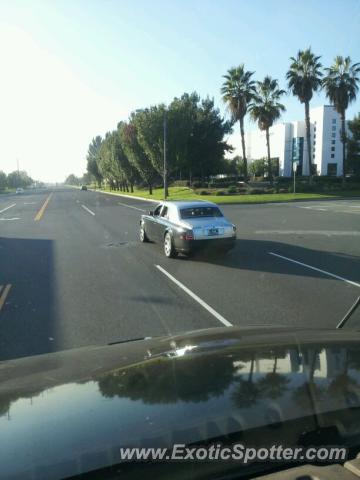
[0,170,33,191]
[84,92,232,195]
[71,49,359,192]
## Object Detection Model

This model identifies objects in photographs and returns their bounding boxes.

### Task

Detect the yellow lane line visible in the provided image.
[34,193,53,221]
[0,284,12,312]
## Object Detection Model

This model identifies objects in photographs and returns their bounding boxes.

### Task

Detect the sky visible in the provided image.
[0,0,359,182]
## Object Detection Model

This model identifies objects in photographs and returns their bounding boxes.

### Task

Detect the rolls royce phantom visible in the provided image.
[139,201,236,257]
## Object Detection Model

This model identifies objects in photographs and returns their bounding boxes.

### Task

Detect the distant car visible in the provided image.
[15,187,24,194]
[140,201,236,258]
[81,185,88,191]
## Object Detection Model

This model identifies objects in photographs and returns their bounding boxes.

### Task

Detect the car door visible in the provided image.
[146,204,163,240]
[152,205,169,242]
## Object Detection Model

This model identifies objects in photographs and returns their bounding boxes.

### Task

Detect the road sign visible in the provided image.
[293,161,299,173]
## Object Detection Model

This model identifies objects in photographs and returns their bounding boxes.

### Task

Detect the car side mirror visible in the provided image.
[148,210,154,216]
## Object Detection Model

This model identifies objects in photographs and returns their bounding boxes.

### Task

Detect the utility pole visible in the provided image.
[163,109,167,200]
[17,158,20,188]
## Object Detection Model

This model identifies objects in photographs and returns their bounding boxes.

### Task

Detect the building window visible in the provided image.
[313,154,315,159]
[332,119,337,124]
[332,133,336,138]
[331,146,335,152]
[332,140,335,145]
[331,154,335,158]
[327,163,337,176]
[332,126,336,131]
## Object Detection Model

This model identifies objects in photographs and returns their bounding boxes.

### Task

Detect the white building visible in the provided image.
[233,105,343,177]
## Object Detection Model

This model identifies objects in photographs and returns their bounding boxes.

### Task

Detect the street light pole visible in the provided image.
[293,161,298,194]
[163,109,167,200]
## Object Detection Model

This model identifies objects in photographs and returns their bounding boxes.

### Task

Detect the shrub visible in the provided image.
[199,190,210,195]
[227,186,237,194]
[249,188,265,194]
[279,188,289,193]
[215,190,226,196]
[192,181,203,188]
[295,184,318,193]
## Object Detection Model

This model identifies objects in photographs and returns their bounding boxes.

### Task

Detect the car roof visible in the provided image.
[161,200,218,209]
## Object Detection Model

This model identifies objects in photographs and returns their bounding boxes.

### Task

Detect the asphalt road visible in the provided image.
[0,187,360,361]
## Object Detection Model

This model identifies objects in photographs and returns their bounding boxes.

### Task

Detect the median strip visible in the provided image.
[268,252,360,289]
[155,265,232,327]
[81,204,95,216]
[34,193,53,221]
[0,203,16,214]
[0,284,12,312]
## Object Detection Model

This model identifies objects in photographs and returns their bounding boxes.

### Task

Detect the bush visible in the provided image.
[279,188,289,193]
[227,186,237,194]
[215,190,226,196]
[249,188,265,195]
[199,190,210,195]
[295,184,319,193]
[192,181,203,188]
[264,188,275,194]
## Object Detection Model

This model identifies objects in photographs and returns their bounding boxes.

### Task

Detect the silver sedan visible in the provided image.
[140,201,236,258]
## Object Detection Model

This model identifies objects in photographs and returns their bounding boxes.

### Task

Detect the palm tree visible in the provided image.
[249,76,286,184]
[221,64,256,181]
[322,56,360,185]
[286,48,322,183]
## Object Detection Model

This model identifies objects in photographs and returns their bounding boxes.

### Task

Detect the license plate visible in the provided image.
[208,228,219,236]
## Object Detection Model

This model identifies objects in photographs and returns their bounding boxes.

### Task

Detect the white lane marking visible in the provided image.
[268,252,360,289]
[24,202,36,205]
[0,218,20,221]
[117,201,146,212]
[255,230,360,236]
[297,204,360,214]
[298,206,327,211]
[155,265,233,327]
[0,203,16,214]
[81,204,95,216]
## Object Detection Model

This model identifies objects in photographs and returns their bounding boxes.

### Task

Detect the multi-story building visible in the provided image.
[233,105,344,177]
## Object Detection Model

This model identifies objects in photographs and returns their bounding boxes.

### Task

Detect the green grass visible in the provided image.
[95,185,360,204]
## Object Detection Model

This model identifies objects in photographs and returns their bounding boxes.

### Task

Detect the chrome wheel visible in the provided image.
[140,224,148,242]
[164,232,176,258]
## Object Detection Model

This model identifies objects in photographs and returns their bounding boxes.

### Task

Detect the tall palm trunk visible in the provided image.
[265,127,273,184]
[304,101,312,184]
[341,110,347,187]
[239,117,248,181]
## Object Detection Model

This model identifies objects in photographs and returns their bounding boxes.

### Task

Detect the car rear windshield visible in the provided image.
[180,207,223,219]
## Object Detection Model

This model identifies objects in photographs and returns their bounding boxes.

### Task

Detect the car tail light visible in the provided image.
[180,231,194,240]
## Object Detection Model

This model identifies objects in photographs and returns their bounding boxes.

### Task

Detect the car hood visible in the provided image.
[1,326,360,479]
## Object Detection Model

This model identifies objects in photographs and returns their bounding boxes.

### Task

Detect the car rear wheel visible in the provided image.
[140,224,149,243]
[164,232,177,258]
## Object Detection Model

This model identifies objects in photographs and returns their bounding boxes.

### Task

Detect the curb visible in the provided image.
[88,188,158,203]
